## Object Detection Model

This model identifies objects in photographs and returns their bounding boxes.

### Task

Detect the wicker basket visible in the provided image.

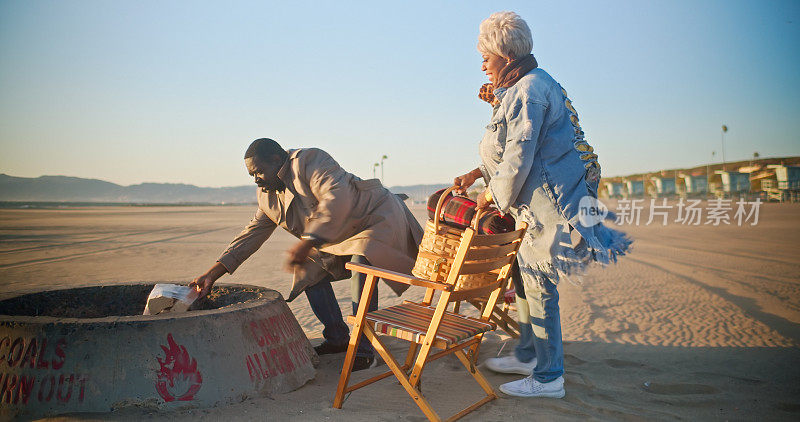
[411,187,497,289]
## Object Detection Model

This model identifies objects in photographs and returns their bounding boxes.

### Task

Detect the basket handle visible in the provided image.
[435,186,489,233]
[472,209,487,231]
[433,186,458,232]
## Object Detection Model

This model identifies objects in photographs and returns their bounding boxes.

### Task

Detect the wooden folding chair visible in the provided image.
[456,262,522,338]
[333,223,527,421]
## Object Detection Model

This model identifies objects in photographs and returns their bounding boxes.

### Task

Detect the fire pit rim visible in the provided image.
[0,281,283,324]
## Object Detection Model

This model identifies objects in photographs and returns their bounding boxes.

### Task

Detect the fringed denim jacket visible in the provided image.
[479,68,631,285]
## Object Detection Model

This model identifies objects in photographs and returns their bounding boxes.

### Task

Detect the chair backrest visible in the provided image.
[443,224,527,302]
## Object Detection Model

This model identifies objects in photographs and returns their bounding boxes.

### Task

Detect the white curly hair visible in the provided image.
[477,11,533,60]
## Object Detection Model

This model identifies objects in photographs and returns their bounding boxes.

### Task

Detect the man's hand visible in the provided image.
[476,188,493,211]
[189,262,227,299]
[285,239,314,272]
[453,167,482,194]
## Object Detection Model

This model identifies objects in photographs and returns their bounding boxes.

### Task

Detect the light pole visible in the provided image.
[707,150,715,197]
[373,162,379,179]
[721,124,728,171]
[380,155,388,183]
[674,170,679,197]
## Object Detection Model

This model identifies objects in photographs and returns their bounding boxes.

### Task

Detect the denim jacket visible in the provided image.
[479,68,630,284]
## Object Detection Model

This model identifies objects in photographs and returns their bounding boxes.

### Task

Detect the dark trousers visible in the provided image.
[304,255,377,358]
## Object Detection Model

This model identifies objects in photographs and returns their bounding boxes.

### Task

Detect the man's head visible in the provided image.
[244,138,288,192]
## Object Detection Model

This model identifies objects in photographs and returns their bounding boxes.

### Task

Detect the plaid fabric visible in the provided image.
[504,287,517,305]
[427,188,515,234]
[367,302,495,344]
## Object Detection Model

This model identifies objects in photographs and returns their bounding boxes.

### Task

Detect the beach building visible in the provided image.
[762,164,800,202]
[603,181,626,198]
[770,164,800,189]
[624,179,645,197]
[750,169,775,191]
[678,173,708,195]
[650,176,676,197]
[738,165,767,192]
[715,171,750,194]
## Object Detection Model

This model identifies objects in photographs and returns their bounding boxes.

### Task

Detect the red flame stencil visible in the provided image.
[155,334,203,402]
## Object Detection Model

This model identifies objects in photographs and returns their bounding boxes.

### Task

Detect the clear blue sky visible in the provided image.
[1,0,798,187]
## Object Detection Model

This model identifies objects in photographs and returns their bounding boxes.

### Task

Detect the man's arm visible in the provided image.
[217,208,277,273]
[300,150,356,244]
[191,208,277,298]
[190,262,228,299]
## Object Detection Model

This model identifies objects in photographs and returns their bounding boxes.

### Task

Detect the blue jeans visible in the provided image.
[513,269,564,383]
[304,255,377,358]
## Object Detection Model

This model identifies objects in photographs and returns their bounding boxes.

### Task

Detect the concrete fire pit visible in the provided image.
[0,284,318,419]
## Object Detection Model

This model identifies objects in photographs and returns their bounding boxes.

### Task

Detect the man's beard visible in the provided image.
[258,179,285,192]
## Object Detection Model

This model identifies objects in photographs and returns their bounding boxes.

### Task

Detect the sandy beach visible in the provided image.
[1,202,799,421]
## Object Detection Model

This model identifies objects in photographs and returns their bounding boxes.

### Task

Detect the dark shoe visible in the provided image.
[352,356,375,372]
[314,341,348,355]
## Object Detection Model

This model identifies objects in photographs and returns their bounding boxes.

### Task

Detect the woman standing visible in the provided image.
[454,11,631,398]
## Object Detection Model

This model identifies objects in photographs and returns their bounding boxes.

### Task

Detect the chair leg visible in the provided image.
[489,311,520,339]
[468,299,520,339]
[420,348,496,422]
[333,273,378,409]
[497,313,520,338]
[453,349,497,399]
[332,321,363,408]
[403,342,423,389]
[403,342,419,369]
[362,324,441,421]
[490,313,511,334]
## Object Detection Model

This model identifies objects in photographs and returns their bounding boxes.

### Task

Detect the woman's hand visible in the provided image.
[453,168,483,194]
[476,189,493,211]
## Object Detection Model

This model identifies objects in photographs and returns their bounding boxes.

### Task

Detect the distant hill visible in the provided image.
[387,183,451,203]
[0,174,256,204]
[0,174,452,204]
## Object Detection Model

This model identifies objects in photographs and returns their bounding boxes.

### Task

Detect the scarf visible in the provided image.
[478,53,538,106]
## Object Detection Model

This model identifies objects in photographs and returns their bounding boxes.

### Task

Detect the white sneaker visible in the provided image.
[484,355,537,375]
[499,375,565,398]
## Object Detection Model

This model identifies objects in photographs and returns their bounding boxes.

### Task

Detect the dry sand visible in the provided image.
[1,202,799,421]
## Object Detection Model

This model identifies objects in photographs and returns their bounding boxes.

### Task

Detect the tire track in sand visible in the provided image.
[0,227,231,270]
[0,227,178,254]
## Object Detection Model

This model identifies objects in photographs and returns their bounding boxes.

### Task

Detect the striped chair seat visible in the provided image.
[367,302,496,345]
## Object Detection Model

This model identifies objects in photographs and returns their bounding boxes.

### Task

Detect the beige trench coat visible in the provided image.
[217,148,423,301]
